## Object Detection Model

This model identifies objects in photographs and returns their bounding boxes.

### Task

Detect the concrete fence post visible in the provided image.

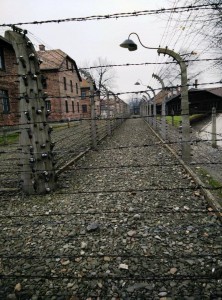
[90,92,98,150]
[212,107,217,148]
[158,48,191,163]
[147,86,156,129]
[152,74,167,140]
[5,27,56,194]
[106,91,112,136]
[149,101,152,125]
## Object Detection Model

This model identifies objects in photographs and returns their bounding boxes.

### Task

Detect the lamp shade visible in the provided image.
[119,39,137,51]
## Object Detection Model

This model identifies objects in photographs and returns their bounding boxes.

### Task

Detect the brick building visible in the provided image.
[37,45,82,121]
[100,94,128,118]
[80,78,100,118]
[0,39,102,124]
[0,36,19,125]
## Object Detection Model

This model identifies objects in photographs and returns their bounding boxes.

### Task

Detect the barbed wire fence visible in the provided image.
[0,4,222,298]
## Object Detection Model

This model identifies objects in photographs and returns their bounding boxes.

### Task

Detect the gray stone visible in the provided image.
[158,292,168,297]
[186,260,195,266]
[127,230,136,237]
[133,214,141,219]
[86,222,100,232]
[1,118,222,300]
[7,295,16,300]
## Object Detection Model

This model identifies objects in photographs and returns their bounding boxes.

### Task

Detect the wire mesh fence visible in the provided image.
[52,120,92,171]
[0,114,128,193]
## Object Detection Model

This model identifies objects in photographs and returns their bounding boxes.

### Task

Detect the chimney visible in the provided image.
[194,79,198,88]
[39,44,45,51]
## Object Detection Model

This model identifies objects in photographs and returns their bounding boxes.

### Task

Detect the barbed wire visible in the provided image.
[0,113,221,126]
[1,231,221,244]
[1,253,221,260]
[0,273,220,281]
[2,216,221,230]
[1,161,222,176]
[79,58,222,70]
[0,209,220,219]
[0,3,220,27]
[0,58,221,79]
[0,80,221,109]
[0,180,222,197]
[1,184,219,195]
[1,137,222,159]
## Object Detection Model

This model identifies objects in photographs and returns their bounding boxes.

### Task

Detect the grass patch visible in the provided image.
[0,132,19,145]
[52,121,80,131]
[196,167,222,203]
[190,114,206,123]
[166,115,181,127]
[166,114,205,127]
[0,121,80,145]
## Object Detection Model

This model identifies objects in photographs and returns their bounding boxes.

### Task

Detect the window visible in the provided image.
[76,83,78,94]
[66,59,69,70]
[41,75,47,89]
[81,90,86,99]
[63,77,67,90]
[65,100,69,113]
[72,101,74,113]
[77,102,79,113]
[0,90,10,114]
[70,80,73,92]
[82,104,87,113]
[0,48,5,70]
[45,100,51,111]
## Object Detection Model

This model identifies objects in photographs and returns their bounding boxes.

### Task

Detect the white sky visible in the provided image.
[0,0,221,102]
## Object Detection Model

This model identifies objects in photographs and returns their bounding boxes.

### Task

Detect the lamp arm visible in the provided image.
[157,48,184,64]
[147,85,155,97]
[152,73,165,90]
[129,33,158,50]
[144,92,151,99]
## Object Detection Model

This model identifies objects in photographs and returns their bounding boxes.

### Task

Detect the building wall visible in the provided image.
[58,59,82,121]
[40,59,82,121]
[80,85,101,119]
[41,71,61,121]
[94,94,101,117]
[0,42,19,125]
[80,87,91,118]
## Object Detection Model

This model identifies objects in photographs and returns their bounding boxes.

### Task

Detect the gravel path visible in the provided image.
[0,118,222,300]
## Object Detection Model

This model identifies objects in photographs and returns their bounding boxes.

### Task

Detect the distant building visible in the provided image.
[80,78,100,118]
[37,45,82,121]
[129,98,140,115]
[100,93,128,118]
[165,87,222,115]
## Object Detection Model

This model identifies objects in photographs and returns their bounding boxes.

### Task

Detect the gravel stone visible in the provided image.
[1,118,222,299]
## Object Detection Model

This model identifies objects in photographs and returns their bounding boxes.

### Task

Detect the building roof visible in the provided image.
[80,78,90,89]
[188,87,222,98]
[206,87,222,98]
[37,49,65,69]
[37,49,82,81]
[0,35,13,47]
[164,86,222,106]
[154,90,169,105]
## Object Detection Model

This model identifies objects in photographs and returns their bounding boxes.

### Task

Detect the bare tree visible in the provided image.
[159,0,222,86]
[80,57,117,97]
[190,0,222,56]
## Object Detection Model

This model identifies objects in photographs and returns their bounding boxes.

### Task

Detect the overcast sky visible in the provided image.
[0,0,221,102]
